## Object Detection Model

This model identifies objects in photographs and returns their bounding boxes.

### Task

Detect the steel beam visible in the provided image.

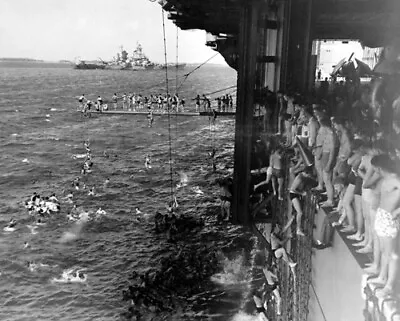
[231,1,260,225]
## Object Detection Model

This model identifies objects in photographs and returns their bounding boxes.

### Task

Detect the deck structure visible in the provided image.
[157,0,400,320]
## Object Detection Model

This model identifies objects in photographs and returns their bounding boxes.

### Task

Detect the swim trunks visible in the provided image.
[375,207,400,238]
[264,282,278,294]
[320,152,331,171]
[272,168,283,178]
[347,171,357,185]
[354,176,363,196]
[289,192,302,201]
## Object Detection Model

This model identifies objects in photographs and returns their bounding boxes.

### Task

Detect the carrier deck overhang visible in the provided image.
[162,0,400,48]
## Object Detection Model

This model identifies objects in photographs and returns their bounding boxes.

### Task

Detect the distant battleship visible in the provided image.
[74,43,186,71]
[74,60,107,70]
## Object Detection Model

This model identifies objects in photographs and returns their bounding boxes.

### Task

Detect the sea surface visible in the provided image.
[0,63,258,321]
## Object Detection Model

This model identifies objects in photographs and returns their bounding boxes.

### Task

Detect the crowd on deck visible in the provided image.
[216,76,400,319]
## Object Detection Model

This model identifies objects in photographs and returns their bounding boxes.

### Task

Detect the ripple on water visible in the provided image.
[0,66,248,321]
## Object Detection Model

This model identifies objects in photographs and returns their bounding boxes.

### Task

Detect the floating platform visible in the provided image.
[84,110,236,117]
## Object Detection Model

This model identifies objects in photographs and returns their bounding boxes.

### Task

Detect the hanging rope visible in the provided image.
[161,7,175,204]
[174,26,179,141]
[175,26,179,94]
[209,111,217,172]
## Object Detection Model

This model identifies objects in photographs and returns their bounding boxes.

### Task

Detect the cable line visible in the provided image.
[204,85,237,97]
[161,7,175,204]
[176,53,220,92]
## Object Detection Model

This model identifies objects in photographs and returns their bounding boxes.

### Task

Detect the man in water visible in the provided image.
[216,178,232,221]
[6,218,17,229]
[145,155,152,169]
[88,187,95,196]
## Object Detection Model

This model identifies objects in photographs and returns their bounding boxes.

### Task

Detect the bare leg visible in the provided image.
[278,177,284,200]
[341,184,355,232]
[363,230,381,274]
[314,158,324,190]
[369,236,388,284]
[348,195,364,241]
[358,206,376,253]
[357,199,371,247]
[273,288,282,315]
[377,236,399,296]
[271,176,277,196]
[322,170,334,206]
[292,197,305,236]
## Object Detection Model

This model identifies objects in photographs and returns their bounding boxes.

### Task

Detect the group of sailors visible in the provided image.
[24,192,61,217]
[78,92,235,115]
[215,94,234,112]
[80,140,94,176]
[78,93,187,113]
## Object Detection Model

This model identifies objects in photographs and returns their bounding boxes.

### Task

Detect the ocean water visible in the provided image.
[0,63,257,321]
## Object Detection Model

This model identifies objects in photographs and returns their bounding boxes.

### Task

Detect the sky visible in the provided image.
[0,0,226,64]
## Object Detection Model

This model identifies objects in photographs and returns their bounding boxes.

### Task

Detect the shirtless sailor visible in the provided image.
[366,155,400,297]
[97,96,103,111]
[78,94,86,111]
[270,218,297,277]
[262,266,282,315]
[112,93,118,110]
[147,109,154,128]
[4,218,17,232]
[73,177,80,190]
[88,187,95,196]
[194,95,201,112]
[254,147,285,200]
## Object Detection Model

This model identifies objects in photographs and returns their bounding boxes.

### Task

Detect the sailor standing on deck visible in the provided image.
[122,93,127,110]
[112,93,118,110]
[97,96,103,111]
[78,94,86,111]
[194,94,201,112]
[147,108,154,128]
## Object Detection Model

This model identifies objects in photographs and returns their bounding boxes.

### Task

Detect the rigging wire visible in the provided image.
[176,52,220,92]
[175,25,179,94]
[209,111,217,172]
[174,26,179,142]
[161,7,175,204]
[204,84,237,97]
